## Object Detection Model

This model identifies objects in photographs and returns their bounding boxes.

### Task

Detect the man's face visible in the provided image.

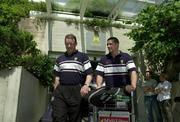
[145,71,151,80]
[65,38,77,55]
[107,40,119,53]
[159,75,165,82]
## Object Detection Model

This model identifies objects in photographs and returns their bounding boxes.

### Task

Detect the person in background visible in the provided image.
[142,70,163,122]
[52,34,93,122]
[95,36,137,93]
[155,73,173,122]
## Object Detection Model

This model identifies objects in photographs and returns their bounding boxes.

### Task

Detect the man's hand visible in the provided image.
[155,88,164,93]
[96,85,102,89]
[80,84,90,96]
[143,87,155,93]
[125,85,135,93]
[96,75,103,89]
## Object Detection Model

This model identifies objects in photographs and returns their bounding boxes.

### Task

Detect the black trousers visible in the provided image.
[52,85,82,122]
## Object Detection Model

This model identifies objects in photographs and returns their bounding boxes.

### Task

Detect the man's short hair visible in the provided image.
[160,72,168,80]
[146,70,153,75]
[107,37,119,44]
[65,34,77,44]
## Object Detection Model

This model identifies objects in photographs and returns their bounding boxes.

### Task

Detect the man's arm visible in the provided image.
[84,74,93,86]
[143,86,155,93]
[126,71,137,93]
[96,75,104,89]
[131,71,137,90]
[80,74,93,96]
[53,76,60,90]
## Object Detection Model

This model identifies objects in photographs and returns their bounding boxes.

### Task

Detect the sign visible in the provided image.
[86,31,106,52]
[98,111,130,122]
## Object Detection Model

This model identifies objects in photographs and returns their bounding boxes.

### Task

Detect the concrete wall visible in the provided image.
[0,67,22,122]
[19,18,49,54]
[171,81,180,122]
[50,21,134,55]
[19,18,135,59]
[51,21,82,52]
[0,67,47,122]
[112,27,134,54]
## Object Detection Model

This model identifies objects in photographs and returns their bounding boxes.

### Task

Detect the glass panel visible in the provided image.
[53,0,80,13]
[85,0,118,17]
[120,1,147,18]
[34,0,165,20]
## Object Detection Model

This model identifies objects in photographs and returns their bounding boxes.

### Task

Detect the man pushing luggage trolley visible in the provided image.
[92,36,138,122]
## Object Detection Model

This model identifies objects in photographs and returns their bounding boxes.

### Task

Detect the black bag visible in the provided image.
[175,97,180,102]
[39,103,53,122]
[87,86,122,107]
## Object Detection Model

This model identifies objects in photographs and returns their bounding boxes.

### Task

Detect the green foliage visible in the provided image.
[86,0,112,17]
[0,0,47,25]
[0,0,53,87]
[52,2,64,11]
[53,0,115,18]
[66,0,80,9]
[21,54,53,86]
[65,18,125,32]
[126,0,180,72]
[32,1,47,12]
[83,19,111,32]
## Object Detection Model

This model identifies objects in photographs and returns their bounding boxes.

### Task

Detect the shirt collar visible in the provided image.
[64,50,78,56]
[107,51,122,58]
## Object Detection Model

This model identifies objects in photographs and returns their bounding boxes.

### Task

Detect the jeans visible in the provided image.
[144,95,163,122]
[159,99,173,122]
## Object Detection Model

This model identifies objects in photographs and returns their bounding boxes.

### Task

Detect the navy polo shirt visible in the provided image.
[54,50,93,85]
[95,52,137,87]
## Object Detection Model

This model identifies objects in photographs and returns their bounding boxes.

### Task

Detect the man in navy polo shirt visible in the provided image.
[52,34,93,122]
[95,37,137,93]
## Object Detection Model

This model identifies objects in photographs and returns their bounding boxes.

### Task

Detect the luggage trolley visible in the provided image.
[88,87,136,122]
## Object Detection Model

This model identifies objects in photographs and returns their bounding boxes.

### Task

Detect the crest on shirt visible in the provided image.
[74,57,78,61]
[120,59,124,64]
[106,61,110,64]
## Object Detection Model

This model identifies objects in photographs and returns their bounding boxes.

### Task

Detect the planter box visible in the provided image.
[0,66,48,122]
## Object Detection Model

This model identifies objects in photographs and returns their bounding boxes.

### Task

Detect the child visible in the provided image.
[155,73,173,122]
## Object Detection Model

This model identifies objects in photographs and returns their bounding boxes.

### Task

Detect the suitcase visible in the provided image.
[87,87,135,122]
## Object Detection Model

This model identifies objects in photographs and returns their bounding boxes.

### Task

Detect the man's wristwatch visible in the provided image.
[84,83,89,87]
